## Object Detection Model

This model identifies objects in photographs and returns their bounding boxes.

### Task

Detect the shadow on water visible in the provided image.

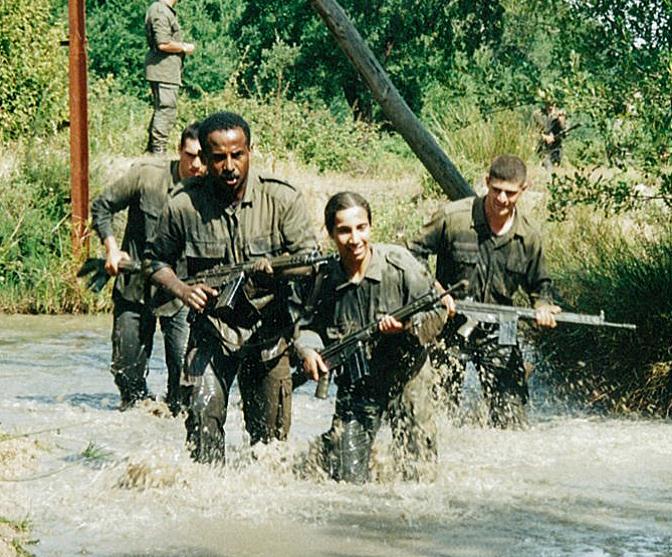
[16,392,119,411]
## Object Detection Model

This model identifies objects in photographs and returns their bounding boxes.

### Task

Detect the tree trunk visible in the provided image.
[311,0,475,200]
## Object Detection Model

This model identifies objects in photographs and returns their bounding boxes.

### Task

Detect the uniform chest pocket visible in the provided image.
[246,235,282,258]
[453,241,480,264]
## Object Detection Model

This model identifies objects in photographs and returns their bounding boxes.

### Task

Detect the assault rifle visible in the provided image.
[182,251,335,319]
[454,299,636,346]
[76,258,142,293]
[77,251,334,310]
[306,282,463,399]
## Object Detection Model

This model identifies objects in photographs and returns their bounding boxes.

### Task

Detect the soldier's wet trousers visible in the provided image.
[319,357,437,483]
[111,299,188,410]
[147,82,178,154]
[437,329,528,429]
[184,333,292,464]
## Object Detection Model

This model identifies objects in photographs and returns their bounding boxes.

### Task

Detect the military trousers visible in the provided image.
[111,298,189,412]
[318,356,437,484]
[435,326,529,429]
[147,81,179,154]
[183,328,292,464]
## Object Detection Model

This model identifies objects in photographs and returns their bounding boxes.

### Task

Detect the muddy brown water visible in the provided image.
[0,315,670,556]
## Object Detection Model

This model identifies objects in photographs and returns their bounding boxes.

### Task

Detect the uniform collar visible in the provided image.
[334,245,383,292]
[475,195,528,240]
[203,172,256,211]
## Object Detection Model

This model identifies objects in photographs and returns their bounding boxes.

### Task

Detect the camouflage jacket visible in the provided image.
[91,158,181,308]
[144,171,318,354]
[408,196,553,307]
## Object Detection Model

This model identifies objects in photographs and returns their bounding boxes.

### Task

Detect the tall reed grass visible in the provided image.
[539,209,672,416]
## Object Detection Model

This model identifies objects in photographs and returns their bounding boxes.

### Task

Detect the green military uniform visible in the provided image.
[296,244,447,483]
[91,159,189,412]
[144,172,317,463]
[144,0,183,154]
[408,195,553,428]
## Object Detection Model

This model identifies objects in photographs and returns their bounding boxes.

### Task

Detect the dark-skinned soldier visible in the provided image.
[144,111,317,463]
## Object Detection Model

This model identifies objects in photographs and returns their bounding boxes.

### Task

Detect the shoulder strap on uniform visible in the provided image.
[258,175,297,191]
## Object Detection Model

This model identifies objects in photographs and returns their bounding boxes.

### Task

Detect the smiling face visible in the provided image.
[484,177,526,222]
[330,205,372,271]
[205,127,251,199]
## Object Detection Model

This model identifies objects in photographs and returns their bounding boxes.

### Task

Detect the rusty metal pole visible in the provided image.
[68,0,89,256]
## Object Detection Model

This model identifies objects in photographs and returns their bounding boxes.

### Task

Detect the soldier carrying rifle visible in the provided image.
[297,192,455,483]
[144,111,318,463]
[409,155,560,429]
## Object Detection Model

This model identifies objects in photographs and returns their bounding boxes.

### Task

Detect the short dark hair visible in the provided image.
[488,155,527,185]
[324,191,372,234]
[179,121,200,150]
[198,111,251,158]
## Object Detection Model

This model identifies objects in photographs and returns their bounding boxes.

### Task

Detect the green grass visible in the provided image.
[539,209,672,416]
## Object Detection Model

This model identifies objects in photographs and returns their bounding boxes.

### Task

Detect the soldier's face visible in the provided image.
[485,178,526,220]
[205,127,251,197]
[331,206,372,268]
[178,138,204,179]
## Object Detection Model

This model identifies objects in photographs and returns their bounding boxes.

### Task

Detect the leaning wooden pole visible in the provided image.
[311,0,474,200]
[68,0,90,255]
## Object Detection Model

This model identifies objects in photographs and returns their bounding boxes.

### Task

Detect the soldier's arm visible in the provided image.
[525,238,559,328]
[396,249,451,344]
[143,203,218,311]
[280,190,318,254]
[91,166,141,276]
[150,11,194,54]
[407,209,446,267]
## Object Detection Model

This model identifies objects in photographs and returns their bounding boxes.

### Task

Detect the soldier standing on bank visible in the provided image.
[144,0,195,155]
[408,155,560,428]
[91,122,205,413]
[297,192,454,483]
[144,111,318,464]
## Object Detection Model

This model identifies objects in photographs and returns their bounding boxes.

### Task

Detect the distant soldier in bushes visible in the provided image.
[144,0,195,154]
[537,102,567,170]
[92,122,204,413]
[409,155,560,428]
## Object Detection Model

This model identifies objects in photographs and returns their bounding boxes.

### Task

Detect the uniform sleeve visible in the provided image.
[148,9,174,46]
[525,236,554,308]
[280,191,318,254]
[91,166,141,242]
[143,201,184,277]
[394,249,448,345]
[407,209,446,267]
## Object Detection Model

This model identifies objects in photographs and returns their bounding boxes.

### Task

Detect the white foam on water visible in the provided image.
[0,315,671,557]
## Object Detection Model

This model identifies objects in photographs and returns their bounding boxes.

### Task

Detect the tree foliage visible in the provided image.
[0,0,68,138]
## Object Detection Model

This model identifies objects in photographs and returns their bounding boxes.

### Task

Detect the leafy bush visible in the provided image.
[0,145,102,313]
[0,0,68,138]
[539,210,672,416]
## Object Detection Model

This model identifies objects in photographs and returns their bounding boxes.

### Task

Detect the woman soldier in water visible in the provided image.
[296,192,455,483]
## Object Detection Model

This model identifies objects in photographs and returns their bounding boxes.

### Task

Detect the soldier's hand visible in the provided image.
[251,257,273,275]
[180,283,218,312]
[182,42,195,55]
[378,315,405,334]
[105,249,130,277]
[303,349,328,382]
[535,304,561,328]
